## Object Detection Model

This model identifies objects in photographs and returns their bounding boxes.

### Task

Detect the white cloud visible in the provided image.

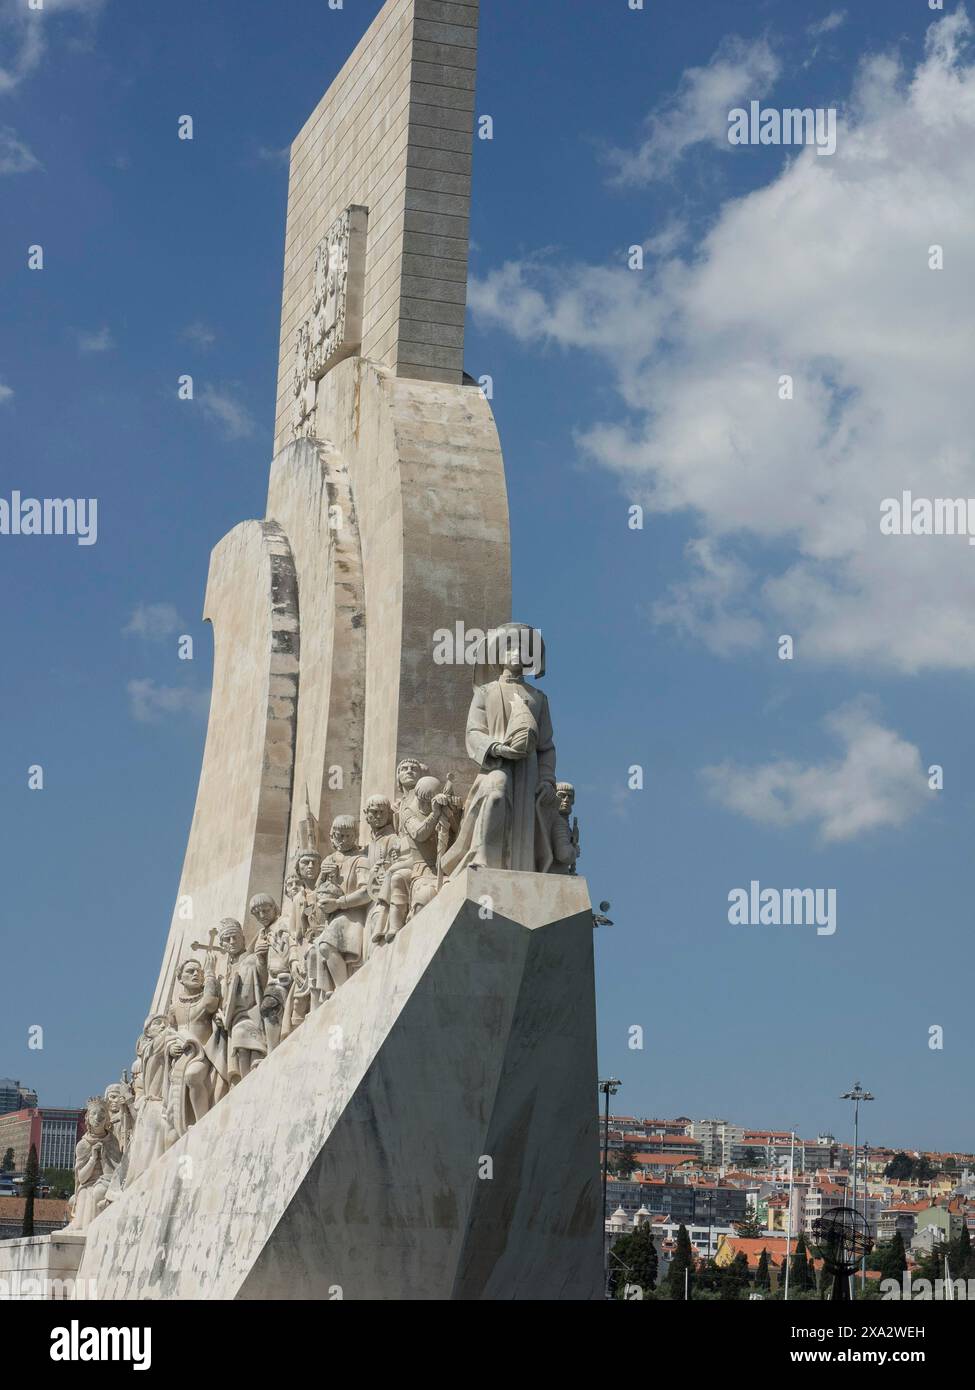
[606,35,781,183]
[0,126,39,174]
[74,325,114,353]
[181,320,216,350]
[701,703,933,843]
[470,11,975,674]
[199,385,256,441]
[808,11,847,39]
[0,380,12,405]
[255,143,289,166]
[651,537,763,656]
[123,603,183,641]
[0,0,105,94]
[127,678,209,724]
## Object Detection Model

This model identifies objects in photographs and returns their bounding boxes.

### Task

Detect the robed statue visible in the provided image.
[441,623,560,877]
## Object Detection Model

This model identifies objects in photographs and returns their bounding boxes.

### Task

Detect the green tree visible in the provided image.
[876,1232,908,1281]
[694,1257,721,1294]
[613,1146,639,1180]
[734,1214,764,1239]
[914,1240,948,1284]
[21,1143,39,1237]
[721,1251,751,1300]
[608,1221,659,1299]
[41,1167,75,1200]
[667,1224,695,1299]
[755,1248,771,1289]
[947,1222,972,1278]
[913,1155,934,1183]
[885,1152,913,1181]
[785,1232,815,1293]
[1,1147,15,1172]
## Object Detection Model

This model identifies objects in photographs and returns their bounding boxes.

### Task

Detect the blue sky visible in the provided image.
[2,0,973,1154]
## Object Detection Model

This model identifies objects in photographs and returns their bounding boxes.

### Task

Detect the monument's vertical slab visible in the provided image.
[274,0,479,454]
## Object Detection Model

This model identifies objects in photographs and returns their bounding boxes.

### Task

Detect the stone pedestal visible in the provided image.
[0,1231,87,1300]
[80,871,602,1301]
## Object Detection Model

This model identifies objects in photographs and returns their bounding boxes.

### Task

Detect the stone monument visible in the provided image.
[1,0,602,1301]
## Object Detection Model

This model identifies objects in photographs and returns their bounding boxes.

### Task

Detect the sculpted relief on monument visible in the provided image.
[71,624,583,1228]
[291,204,368,437]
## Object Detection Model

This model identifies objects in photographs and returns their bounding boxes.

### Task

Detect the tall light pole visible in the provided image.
[783,1128,796,1301]
[860,1141,871,1289]
[599,1078,622,1296]
[841,1082,874,1298]
[697,1187,715,1263]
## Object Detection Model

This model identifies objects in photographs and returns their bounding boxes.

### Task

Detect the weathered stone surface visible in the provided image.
[152,523,299,1007]
[274,0,482,451]
[78,870,602,1301]
[0,1232,88,1299]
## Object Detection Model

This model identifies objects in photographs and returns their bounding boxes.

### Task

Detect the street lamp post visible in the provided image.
[861,1142,871,1289]
[783,1128,796,1301]
[599,1077,622,1296]
[840,1082,874,1298]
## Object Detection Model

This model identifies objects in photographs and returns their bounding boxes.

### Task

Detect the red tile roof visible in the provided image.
[0,1196,71,1223]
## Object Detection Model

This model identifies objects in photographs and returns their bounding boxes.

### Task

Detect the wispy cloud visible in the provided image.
[199,385,256,440]
[73,325,115,354]
[127,678,209,724]
[0,0,106,95]
[181,320,216,350]
[701,704,933,844]
[0,380,13,405]
[605,35,781,183]
[123,603,183,641]
[652,538,763,656]
[807,10,847,39]
[255,143,289,166]
[0,126,40,174]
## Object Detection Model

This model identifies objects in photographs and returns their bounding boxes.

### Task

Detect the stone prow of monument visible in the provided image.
[152,0,511,1011]
[0,0,603,1303]
[79,872,603,1301]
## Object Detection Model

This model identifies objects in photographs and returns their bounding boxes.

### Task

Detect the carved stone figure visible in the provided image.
[103,1078,136,1155]
[441,623,558,877]
[379,776,458,941]
[124,1014,177,1182]
[285,837,325,1028]
[392,756,428,832]
[165,958,221,1141]
[249,893,299,1051]
[290,205,367,437]
[68,1096,123,1231]
[286,848,323,940]
[359,794,400,952]
[312,816,368,997]
[213,919,269,1088]
[549,781,580,875]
